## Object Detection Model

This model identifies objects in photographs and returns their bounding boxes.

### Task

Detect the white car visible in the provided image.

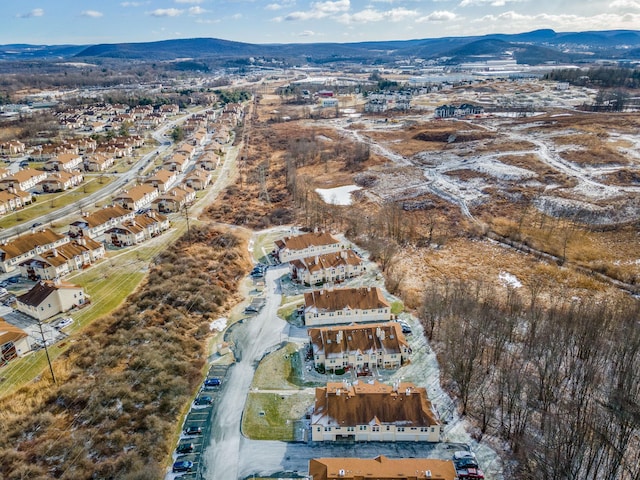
[55,317,74,330]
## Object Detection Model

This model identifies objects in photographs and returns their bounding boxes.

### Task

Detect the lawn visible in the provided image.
[251,342,300,390]
[0,176,115,229]
[242,391,314,441]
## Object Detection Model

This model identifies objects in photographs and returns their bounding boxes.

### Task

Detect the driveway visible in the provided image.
[202,264,289,480]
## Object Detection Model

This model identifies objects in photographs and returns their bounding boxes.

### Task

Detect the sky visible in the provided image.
[1,0,639,46]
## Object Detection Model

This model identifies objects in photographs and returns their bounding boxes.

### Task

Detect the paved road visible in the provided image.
[202,265,289,480]
[0,107,212,242]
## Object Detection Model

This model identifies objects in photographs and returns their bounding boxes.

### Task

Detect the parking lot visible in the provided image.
[166,364,232,479]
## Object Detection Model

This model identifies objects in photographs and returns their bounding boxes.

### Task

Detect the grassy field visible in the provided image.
[242,391,313,441]
[251,342,300,390]
[0,176,115,229]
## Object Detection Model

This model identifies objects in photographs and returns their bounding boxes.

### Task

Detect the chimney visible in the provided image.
[52,248,58,257]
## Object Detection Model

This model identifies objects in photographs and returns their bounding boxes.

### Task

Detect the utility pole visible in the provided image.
[37,319,56,384]
[183,203,191,245]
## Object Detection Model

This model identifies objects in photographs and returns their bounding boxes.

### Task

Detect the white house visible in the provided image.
[303,286,391,327]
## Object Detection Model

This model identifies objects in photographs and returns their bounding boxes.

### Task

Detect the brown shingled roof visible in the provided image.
[309,322,408,359]
[312,380,439,428]
[309,456,457,480]
[296,249,362,273]
[83,205,132,228]
[0,229,67,261]
[0,319,28,346]
[17,280,81,307]
[304,287,389,312]
[276,232,340,252]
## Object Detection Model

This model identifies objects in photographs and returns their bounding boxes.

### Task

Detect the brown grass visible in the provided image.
[0,225,251,479]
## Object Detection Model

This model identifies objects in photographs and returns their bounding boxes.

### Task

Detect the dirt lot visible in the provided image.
[206,80,640,303]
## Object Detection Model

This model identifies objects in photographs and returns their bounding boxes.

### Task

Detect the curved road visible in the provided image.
[203,265,289,480]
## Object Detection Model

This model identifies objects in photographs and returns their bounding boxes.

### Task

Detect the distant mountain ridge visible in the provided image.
[1,29,639,65]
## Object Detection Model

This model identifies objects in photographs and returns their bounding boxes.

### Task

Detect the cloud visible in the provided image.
[121,1,149,6]
[188,6,207,14]
[460,0,521,6]
[148,8,183,16]
[175,0,203,3]
[337,7,417,23]
[471,10,640,33]
[16,8,44,18]
[231,13,243,19]
[81,10,104,18]
[609,0,640,10]
[299,30,316,36]
[417,10,457,22]
[283,0,350,20]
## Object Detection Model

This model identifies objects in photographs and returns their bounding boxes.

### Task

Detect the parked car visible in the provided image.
[55,317,74,330]
[453,451,484,479]
[176,443,194,454]
[172,460,194,473]
[195,395,212,405]
[3,296,16,306]
[244,305,259,314]
[204,377,221,387]
[7,276,20,284]
[184,425,202,435]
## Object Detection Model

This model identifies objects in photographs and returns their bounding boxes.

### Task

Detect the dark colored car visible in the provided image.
[172,460,194,473]
[204,377,221,387]
[184,426,202,435]
[176,443,194,454]
[244,305,259,314]
[195,395,212,405]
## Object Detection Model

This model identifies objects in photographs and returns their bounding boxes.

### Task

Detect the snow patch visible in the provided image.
[499,271,522,289]
[210,317,228,332]
[315,185,362,205]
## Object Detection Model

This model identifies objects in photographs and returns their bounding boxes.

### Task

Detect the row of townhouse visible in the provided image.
[303,286,392,327]
[20,237,105,281]
[273,230,443,447]
[290,249,365,286]
[55,103,180,134]
[310,380,442,442]
[308,455,458,480]
[308,322,411,373]
[0,141,26,155]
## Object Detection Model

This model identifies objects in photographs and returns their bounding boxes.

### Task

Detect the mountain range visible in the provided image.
[1,29,639,66]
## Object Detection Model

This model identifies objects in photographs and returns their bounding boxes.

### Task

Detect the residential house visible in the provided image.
[311,380,441,442]
[274,231,344,264]
[0,190,30,214]
[0,229,69,273]
[16,280,87,322]
[434,104,484,118]
[290,249,364,286]
[19,238,105,280]
[153,185,195,213]
[303,287,391,327]
[176,143,196,160]
[0,319,30,363]
[196,151,219,170]
[309,456,457,480]
[38,170,83,193]
[308,322,411,373]
[0,168,48,192]
[184,168,212,190]
[69,204,135,239]
[163,152,189,173]
[44,153,83,172]
[105,211,169,247]
[143,168,179,193]
[84,153,115,172]
[0,140,26,155]
[113,184,158,211]
[158,104,179,115]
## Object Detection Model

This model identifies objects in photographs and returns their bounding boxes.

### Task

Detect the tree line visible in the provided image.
[421,279,639,480]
